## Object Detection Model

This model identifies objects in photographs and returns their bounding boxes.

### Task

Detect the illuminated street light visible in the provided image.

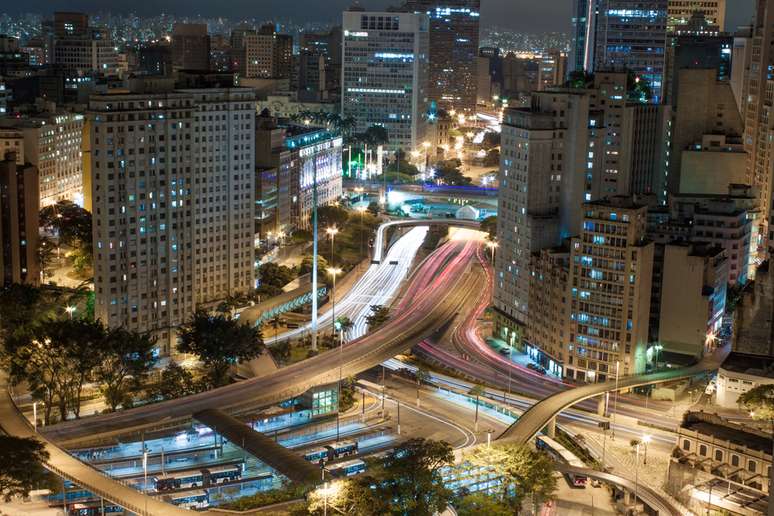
[486,240,498,263]
[642,434,652,464]
[65,305,76,320]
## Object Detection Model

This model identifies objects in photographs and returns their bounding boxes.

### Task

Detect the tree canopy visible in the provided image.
[178,310,264,387]
[738,384,774,420]
[365,305,391,331]
[0,436,50,502]
[480,216,497,241]
[95,328,157,411]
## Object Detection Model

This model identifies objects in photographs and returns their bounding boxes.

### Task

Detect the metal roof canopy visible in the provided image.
[193,408,320,484]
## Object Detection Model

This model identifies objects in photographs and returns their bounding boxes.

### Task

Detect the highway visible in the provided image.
[41,236,482,446]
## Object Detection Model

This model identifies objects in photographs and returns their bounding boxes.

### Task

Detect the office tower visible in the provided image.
[657,242,727,359]
[743,1,774,253]
[566,198,654,381]
[51,12,118,77]
[342,9,430,152]
[0,151,39,286]
[177,82,256,306]
[667,0,726,32]
[171,23,210,71]
[669,69,745,195]
[588,0,668,102]
[298,28,342,101]
[570,0,598,73]
[537,50,568,91]
[402,0,480,114]
[241,24,293,79]
[0,113,84,207]
[255,113,293,242]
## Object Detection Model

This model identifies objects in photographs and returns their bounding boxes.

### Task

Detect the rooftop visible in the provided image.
[682,412,772,455]
[720,351,774,379]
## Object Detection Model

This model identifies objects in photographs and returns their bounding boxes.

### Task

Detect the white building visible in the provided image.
[716,352,774,409]
[341,9,430,151]
[88,83,255,354]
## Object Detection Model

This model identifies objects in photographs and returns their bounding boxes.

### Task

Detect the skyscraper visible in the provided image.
[51,11,118,77]
[241,24,293,79]
[667,0,726,32]
[572,0,668,103]
[341,9,430,151]
[402,0,481,114]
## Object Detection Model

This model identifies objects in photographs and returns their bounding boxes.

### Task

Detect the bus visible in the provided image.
[304,447,331,463]
[326,440,358,458]
[167,490,209,510]
[154,469,205,491]
[328,459,366,477]
[535,435,587,488]
[204,464,242,485]
[67,501,125,515]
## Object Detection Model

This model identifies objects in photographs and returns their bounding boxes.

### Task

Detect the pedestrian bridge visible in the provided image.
[238,285,327,327]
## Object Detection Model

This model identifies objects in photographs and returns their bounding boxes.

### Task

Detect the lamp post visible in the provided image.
[326,226,339,267]
[486,240,498,263]
[634,441,641,511]
[33,401,37,431]
[65,305,76,320]
[311,161,320,352]
[642,434,652,465]
[143,450,148,514]
[612,360,620,439]
[357,205,367,266]
[329,268,342,441]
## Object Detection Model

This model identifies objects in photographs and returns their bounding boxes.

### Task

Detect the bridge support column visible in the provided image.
[597,394,607,417]
[545,416,556,438]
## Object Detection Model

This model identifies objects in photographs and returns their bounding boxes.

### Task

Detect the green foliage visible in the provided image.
[151,363,199,401]
[480,216,497,240]
[738,384,774,421]
[259,262,297,289]
[0,436,50,502]
[365,305,391,331]
[361,125,389,147]
[0,284,43,339]
[269,339,291,365]
[455,492,513,516]
[464,443,557,510]
[567,70,594,89]
[39,201,92,247]
[376,438,455,516]
[434,159,472,186]
[480,131,501,150]
[37,236,56,281]
[177,310,264,387]
[307,478,381,515]
[70,246,93,276]
[317,205,350,228]
[627,70,653,103]
[298,254,330,277]
[221,483,309,511]
[339,376,356,412]
[95,328,157,411]
[367,201,381,216]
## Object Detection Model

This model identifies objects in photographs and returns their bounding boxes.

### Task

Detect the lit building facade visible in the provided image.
[403,0,480,114]
[667,0,726,32]
[342,9,430,152]
[0,151,39,287]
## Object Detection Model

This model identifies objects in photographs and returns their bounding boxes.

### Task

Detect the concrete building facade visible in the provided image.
[0,151,39,286]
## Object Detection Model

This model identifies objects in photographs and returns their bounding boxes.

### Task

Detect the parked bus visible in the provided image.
[535,435,587,488]
[328,459,366,477]
[154,469,205,491]
[167,490,209,510]
[304,447,331,463]
[204,464,242,485]
[325,440,358,458]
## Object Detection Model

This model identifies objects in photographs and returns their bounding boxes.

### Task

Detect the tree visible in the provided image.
[0,436,50,502]
[307,478,385,515]
[468,384,485,432]
[259,262,296,289]
[152,363,197,400]
[362,125,389,147]
[269,339,291,365]
[95,328,156,411]
[0,284,43,339]
[339,376,357,412]
[465,443,556,511]
[37,236,56,282]
[317,205,350,229]
[738,384,774,486]
[178,310,264,387]
[480,216,497,241]
[415,367,431,407]
[455,492,513,516]
[336,316,354,341]
[267,315,283,343]
[434,159,472,186]
[367,201,381,216]
[376,438,454,516]
[299,254,330,276]
[365,305,391,331]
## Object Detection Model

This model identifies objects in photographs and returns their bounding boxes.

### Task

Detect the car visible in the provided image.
[527,363,546,375]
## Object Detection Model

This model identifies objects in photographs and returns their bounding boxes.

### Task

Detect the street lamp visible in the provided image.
[642,434,652,465]
[328,267,343,441]
[356,205,367,267]
[612,360,620,438]
[65,305,76,320]
[326,226,339,266]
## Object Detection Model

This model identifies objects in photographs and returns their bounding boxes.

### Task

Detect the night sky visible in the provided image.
[7,0,758,32]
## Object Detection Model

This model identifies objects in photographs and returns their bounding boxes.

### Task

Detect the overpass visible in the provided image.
[0,372,197,516]
[497,345,729,444]
[237,284,326,327]
[371,218,482,263]
[42,238,480,447]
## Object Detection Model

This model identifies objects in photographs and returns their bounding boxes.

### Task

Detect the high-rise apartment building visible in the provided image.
[743,0,774,254]
[667,0,726,32]
[0,113,84,207]
[566,198,654,381]
[341,9,430,152]
[573,0,668,102]
[88,78,255,353]
[171,23,210,71]
[241,24,293,80]
[0,151,39,287]
[402,0,480,114]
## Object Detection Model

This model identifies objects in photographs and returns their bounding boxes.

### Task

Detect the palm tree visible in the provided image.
[336,316,354,343]
[268,315,282,343]
[469,384,485,432]
[415,367,431,407]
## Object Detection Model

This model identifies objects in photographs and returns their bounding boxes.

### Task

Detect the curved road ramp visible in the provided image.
[498,345,729,444]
